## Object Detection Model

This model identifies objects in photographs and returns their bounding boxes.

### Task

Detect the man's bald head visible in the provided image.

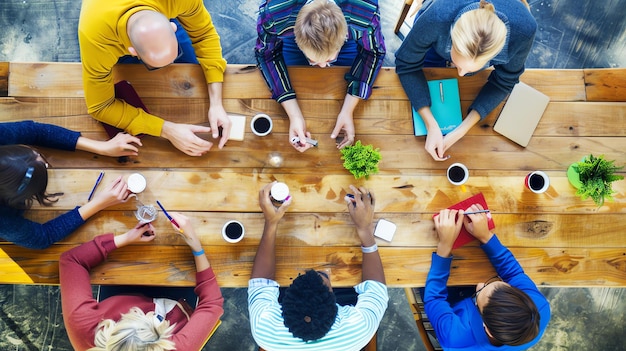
[127,10,178,68]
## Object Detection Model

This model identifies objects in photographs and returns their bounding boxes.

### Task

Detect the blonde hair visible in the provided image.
[88,307,176,351]
[451,0,507,64]
[294,0,348,61]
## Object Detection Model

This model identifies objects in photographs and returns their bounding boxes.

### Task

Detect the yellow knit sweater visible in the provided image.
[78,0,226,136]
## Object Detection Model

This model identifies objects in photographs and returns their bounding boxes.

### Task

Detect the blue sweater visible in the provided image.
[395,0,537,119]
[424,235,550,350]
[0,121,86,249]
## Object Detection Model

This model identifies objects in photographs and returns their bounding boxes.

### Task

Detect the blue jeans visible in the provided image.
[118,18,198,64]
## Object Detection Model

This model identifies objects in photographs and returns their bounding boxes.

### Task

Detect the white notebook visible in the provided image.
[493,82,550,147]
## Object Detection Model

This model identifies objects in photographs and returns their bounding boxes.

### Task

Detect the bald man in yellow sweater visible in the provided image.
[79,0,230,156]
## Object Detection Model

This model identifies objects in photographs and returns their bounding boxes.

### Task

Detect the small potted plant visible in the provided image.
[340,140,381,179]
[567,154,624,207]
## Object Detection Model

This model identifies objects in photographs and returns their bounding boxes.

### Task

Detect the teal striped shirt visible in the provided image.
[248,278,388,350]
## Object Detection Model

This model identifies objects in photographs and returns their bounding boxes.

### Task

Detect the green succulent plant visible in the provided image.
[340,140,381,179]
[572,154,624,207]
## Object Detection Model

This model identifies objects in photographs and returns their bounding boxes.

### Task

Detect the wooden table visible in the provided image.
[0,62,625,287]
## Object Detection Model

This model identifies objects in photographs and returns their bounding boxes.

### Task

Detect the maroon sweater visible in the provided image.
[60,234,224,350]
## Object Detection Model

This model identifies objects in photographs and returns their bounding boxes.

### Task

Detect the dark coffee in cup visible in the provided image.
[446,163,469,186]
[448,166,466,183]
[225,221,243,240]
[251,113,273,136]
[529,173,545,191]
[222,220,245,243]
[525,171,550,194]
[253,117,271,134]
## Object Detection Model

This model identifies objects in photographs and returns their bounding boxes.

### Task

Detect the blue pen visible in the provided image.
[156,200,183,233]
[87,171,104,201]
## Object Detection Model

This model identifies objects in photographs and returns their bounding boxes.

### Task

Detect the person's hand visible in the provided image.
[208,104,231,149]
[288,117,314,152]
[114,222,156,248]
[425,126,448,161]
[463,203,493,244]
[168,212,203,251]
[90,175,131,209]
[434,208,464,257]
[161,121,213,156]
[259,182,291,226]
[345,185,375,245]
[99,133,142,157]
[331,110,355,149]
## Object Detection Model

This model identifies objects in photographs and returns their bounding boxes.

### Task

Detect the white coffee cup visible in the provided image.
[222,220,245,243]
[251,113,273,136]
[525,171,550,194]
[447,163,469,186]
[128,173,147,193]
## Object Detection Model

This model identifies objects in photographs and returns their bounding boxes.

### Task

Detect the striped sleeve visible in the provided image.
[344,0,386,100]
[255,0,297,103]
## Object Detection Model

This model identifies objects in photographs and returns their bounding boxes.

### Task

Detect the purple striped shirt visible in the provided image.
[255,0,386,103]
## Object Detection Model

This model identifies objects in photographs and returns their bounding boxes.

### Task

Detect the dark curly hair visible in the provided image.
[281,270,337,341]
[482,285,540,346]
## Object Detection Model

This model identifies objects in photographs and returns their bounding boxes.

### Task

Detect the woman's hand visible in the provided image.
[90,175,131,209]
[114,221,156,248]
[168,212,203,252]
[463,204,493,244]
[434,208,464,257]
[76,133,142,157]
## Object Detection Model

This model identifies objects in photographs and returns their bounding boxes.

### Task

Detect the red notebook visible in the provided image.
[433,193,495,249]
[102,81,149,139]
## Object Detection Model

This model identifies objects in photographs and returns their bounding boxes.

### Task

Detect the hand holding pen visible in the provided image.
[156,200,183,233]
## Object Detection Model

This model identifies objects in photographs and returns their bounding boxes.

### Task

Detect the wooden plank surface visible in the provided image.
[1,62,625,288]
[7,62,587,102]
[1,244,624,287]
[584,68,626,101]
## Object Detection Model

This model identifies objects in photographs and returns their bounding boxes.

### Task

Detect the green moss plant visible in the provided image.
[340,140,381,179]
[572,154,624,207]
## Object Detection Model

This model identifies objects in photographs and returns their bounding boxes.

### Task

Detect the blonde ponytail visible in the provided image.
[451,1,507,64]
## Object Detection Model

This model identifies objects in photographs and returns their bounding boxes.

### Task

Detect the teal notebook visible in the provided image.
[412,78,462,136]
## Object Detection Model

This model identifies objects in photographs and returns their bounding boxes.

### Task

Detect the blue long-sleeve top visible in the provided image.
[424,235,551,350]
[395,0,537,119]
[0,121,86,249]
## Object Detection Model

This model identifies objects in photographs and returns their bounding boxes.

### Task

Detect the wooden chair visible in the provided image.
[258,332,376,351]
[404,287,442,351]
[394,0,417,35]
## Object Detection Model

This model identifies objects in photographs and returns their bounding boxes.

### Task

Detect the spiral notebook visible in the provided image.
[412,78,462,136]
[433,193,495,249]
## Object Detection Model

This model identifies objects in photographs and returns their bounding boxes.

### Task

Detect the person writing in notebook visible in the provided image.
[78,0,230,156]
[256,0,386,151]
[425,204,550,349]
[395,0,536,160]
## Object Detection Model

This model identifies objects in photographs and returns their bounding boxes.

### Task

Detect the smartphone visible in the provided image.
[374,219,396,242]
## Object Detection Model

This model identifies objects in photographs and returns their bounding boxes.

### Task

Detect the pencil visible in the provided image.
[156,200,183,233]
[463,209,491,215]
[87,171,104,201]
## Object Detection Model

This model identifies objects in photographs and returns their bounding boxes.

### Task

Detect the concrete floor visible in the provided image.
[1,0,625,350]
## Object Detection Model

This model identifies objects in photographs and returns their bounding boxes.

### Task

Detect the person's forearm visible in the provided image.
[281,99,304,122]
[194,253,211,272]
[250,221,278,279]
[75,136,104,155]
[207,82,224,107]
[340,94,360,116]
[359,228,385,284]
[77,200,105,221]
[418,106,439,131]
